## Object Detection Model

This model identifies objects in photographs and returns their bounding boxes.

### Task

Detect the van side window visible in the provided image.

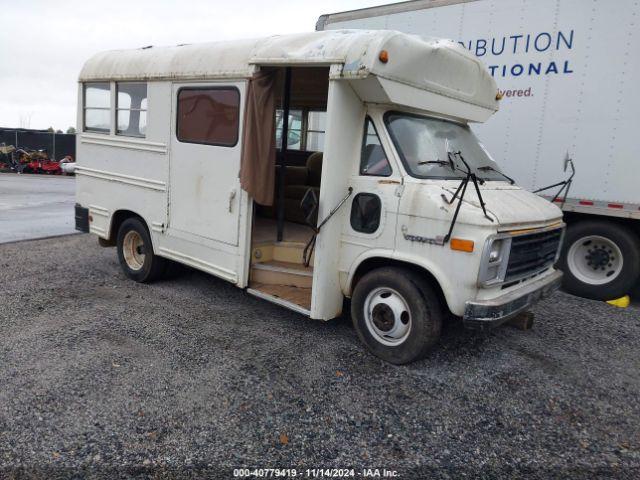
[306,111,326,152]
[351,193,382,234]
[117,83,147,137]
[274,109,326,152]
[275,109,303,150]
[360,118,391,176]
[84,82,111,133]
[177,88,240,146]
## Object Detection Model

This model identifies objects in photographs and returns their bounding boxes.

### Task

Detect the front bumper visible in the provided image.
[463,270,563,331]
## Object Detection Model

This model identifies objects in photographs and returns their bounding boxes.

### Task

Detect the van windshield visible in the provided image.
[384,112,507,182]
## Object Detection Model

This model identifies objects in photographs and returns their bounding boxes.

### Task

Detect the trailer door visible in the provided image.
[169,83,245,246]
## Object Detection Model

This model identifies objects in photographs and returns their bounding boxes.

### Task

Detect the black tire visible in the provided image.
[116,217,167,283]
[558,220,640,300]
[351,267,443,364]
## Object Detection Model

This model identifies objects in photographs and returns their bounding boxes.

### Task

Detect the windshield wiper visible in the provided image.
[477,165,515,185]
[439,150,494,244]
[417,159,455,171]
[418,157,477,181]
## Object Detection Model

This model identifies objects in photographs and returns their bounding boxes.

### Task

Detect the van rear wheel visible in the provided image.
[559,220,640,300]
[351,267,442,364]
[117,217,167,283]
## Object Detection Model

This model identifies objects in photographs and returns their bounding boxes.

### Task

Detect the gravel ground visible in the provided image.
[0,234,639,479]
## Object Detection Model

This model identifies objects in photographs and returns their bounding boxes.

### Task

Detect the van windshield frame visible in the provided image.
[383,111,507,182]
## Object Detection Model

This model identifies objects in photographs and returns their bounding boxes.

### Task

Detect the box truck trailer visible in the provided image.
[75,30,564,364]
[318,0,640,301]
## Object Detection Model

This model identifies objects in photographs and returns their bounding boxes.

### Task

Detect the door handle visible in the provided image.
[228,188,237,213]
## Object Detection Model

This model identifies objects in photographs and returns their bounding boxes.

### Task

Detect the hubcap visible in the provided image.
[567,235,623,285]
[122,230,146,271]
[363,287,412,347]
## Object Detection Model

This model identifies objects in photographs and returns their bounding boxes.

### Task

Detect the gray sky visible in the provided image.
[1,0,400,131]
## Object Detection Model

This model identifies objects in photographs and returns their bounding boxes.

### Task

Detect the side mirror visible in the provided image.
[300,188,319,227]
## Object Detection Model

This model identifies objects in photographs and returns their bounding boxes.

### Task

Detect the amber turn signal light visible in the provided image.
[450,238,474,252]
[379,50,389,63]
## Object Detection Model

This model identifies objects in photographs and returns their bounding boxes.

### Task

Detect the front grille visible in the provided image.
[504,228,563,282]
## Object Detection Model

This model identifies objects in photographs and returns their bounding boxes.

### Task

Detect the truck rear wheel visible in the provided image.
[116,217,167,283]
[351,267,442,364]
[559,220,640,300]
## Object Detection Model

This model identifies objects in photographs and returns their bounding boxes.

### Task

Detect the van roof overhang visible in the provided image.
[348,76,495,123]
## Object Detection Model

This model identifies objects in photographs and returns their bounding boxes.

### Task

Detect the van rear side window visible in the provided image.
[177,88,240,146]
[84,82,111,133]
[117,83,147,137]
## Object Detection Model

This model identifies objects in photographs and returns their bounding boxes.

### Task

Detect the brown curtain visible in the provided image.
[240,69,278,206]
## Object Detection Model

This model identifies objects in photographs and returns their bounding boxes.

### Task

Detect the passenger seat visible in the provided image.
[283,152,323,224]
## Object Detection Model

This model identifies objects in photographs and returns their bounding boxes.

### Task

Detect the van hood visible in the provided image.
[441,182,563,229]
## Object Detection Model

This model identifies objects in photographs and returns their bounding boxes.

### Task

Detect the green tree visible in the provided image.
[66,127,76,134]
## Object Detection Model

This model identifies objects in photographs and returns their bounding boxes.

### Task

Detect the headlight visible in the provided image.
[478,236,511,286]
[489,241,503,263]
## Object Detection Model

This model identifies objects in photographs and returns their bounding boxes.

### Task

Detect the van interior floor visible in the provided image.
[248,218,315,312]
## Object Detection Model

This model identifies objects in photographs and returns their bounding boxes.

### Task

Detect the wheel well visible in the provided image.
[350,257,450,315]
[102,210,145,247]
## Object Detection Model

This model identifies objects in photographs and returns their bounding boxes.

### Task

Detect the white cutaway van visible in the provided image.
[75,30,564,364]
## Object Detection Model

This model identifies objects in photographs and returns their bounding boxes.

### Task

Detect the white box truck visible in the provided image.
[318,0,640,301]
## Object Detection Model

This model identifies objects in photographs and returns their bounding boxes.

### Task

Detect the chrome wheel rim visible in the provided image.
[363,287,412,346]
[567,235,623,285]
[122,230,146,271]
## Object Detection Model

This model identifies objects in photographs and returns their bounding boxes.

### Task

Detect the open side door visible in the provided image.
[169,82,245,246]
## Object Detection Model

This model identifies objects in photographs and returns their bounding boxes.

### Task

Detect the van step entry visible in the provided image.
[250,261,313,288]
[248,283,312,314]
[251,241,314,267]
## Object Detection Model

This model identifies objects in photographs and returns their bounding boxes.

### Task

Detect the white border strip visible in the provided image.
[80,134,167,154]
[158,246,237,282]
[89,204,109,217]
[75,166,166,192]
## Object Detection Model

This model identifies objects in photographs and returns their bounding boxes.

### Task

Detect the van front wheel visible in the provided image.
[351,267,442,364]
[116,217,167,283]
